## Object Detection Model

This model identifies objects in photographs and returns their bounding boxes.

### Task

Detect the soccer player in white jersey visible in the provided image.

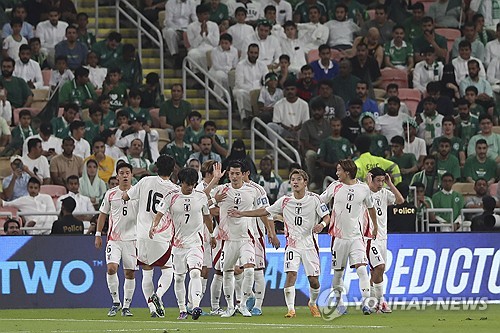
[366,167,404,313]
[150,167,217,320]
[230,169,329,318]
[95,162,138,317]
[122,155,178,318]
[320,159,378,315]
[214,160,279,317]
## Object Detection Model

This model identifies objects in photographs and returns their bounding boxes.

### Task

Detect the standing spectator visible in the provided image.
[279,20,306,74]
[162,0,197,63]
[58,66,98,109]
[51,196,84,234]
[49,136,84,186]
[403,118,427,168]
[187,4,220,72]
[22,138,50,184]
[159,84,192,137]
[55,25,88,70]
[350,42,382,89]
[434,137,461,183]
[23,122,62,159]
[70,120,91,160]
[226,7,254,53]
[14,44,44,89]
[159,124,192,168]
[209,34,239,97]
[331,59,360,105]
[384,25,414,71]
[86,137,116,183]
[361,4,395,44]
[389,135,418,187]
[57,175,95,214]
[80,159,107,209]
[413,46,444,94]
[35,8,68,66]
[297,5,328,54]
[85,51,107,90]
[309,79,346,120]
[431,173,464,231]
[84,105,103,144]
[341,98,362,143]
[318,117,353,178]
[2,18,27,60]
[92,32,123,69]
[188,135,222,164]
[0,58,33,108]
[464,139,497,184]
[76,12,96,50]
[277,54,297,87]
[97,94,117,130]
[417,97,444,147]
[51,103,78,139]
[1,155,35,201]
[485,22,500,67]
[2,3,34,40]
[309,44,339,81]
[295,64,318,102]
[325,3,359,50]
[257,155,282,203]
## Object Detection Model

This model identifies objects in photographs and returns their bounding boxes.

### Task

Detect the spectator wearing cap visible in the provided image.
[227,7,255,53]
[1,155,36,201]
[116,116,159,163]
[360,112,390,158]
[23,122,63,158]
[139,72,164,109]
[85,137,115,183]
[55,25,88,71]
[413,47,444,94]
[84,51,107,90]
[49,136,84,186]
[70,120,91,159]
[376,96,410,143]
[35,8,69,67]
[309,44,339,81]
[341,98,363,143]
[403,118,427,168]
[279,20,306,74]
[22,138,50,184]
[58,66,98,109]
[101,128,123,161]
[3,218,21,235]
[296,5,328,53]
[92,32,123,69]
[162,0,197,64]
[51,196,84,235]
[257,72,283,123]
[417,97,444,146]
[209,33,239,97]
[13,44,44,89]
[159,84,192,139]
[187,4,220,72]
[267,79,309,141]
[242,19,281,68]
[309,79,345,120]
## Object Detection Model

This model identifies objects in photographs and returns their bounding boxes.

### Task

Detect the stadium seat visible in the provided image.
[0,157,11,178]
[250,89,260,116]
[32,89,50,109]
[435,28,461,62]
[490,183,498,197]
[158,10,166,29]
[330,48,344,62]
[12,108,42,125]
[452,182,475,197]
[150,108,160,128]
[40,185,67,206]
[307,49,319,63]
[398,88,422,116]
[42,69,51,86]
[380,68,408,89]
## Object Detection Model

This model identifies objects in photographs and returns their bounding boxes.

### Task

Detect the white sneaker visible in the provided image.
[239,306,252,317]
[210,308,225,316]
[220,308,236,318]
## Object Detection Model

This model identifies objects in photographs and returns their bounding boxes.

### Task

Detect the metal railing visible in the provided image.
[116,0,165,93]
[250,117,301,176]
[182,56,233,145]
[18,211,99,232]
[425,208,454,232]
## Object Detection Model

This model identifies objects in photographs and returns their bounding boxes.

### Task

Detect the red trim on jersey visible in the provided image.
[363,209,372,238]
[313,235,319,255]
[366,239,374,270]
[212,240,225,266]
[248,229,255,244]
[107,214,114,241]
[137,243,173,267]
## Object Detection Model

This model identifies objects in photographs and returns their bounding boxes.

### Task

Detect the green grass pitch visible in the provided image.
[0,305,498,333]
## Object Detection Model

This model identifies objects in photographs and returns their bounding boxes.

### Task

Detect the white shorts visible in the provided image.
[284,247,320,276]
[221,240,255,271]
[136,238,172,267]
[212,239,224,271]
[331,238,368,270]
[172,246,204,274]
[254,236,266,269]
[367,238,387,269]
[105,240,138,271]
[202,241,212,268]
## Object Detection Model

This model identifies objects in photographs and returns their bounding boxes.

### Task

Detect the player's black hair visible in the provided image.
[178,167,199,185]
[369,167,385,178]
[156,155,175,176]
[354,134,371,154]
[116,161,133,174]
[227,160,244,172]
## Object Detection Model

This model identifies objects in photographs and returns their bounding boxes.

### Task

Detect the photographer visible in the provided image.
[1,155,37,201]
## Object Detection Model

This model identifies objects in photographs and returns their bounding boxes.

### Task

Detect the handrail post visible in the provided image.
[94,0,99,38]
[116,0,120,31]
[205,74,209,120]
[251,119,255,163]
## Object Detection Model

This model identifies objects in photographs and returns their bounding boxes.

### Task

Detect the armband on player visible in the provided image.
[95,231,102,237]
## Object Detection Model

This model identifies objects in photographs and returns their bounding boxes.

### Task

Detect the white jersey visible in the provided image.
[320,180,374,240]
[99,186,138,242]
[126,176,178,241]
[195,181,212,242]
[368,188,395,241]
[247,181,270,239]
[267,191,329,250]
[216,182,267,241]
[158,188,209,248]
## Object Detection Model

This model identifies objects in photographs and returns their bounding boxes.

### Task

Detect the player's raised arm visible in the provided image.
[94,212,108,249]
[385,173,405,205]
[204,163,226,197]
[319,183,335,204]
[228,207,269,218]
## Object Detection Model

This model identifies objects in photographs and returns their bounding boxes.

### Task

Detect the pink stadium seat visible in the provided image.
[490,183,498,197]
[398,88,422,117]
[380,68,408,89]
[40,185,67,206]
[435,28,461,62]
[307,49,319,62]
[150,108,160,128]
[12,108,42,125]
[42,69,51,86]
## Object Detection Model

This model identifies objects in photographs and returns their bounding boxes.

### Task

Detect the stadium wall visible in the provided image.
[0,234,499,309]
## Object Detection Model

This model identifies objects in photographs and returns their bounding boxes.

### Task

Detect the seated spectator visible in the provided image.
[97,95,116,130]
[209,33,239,98]
[22,138,50,184]
[464,139,497,184]
[0,114,11,150]
[233,44,269,124]
[295,64,318,102]
[29,37,49,69]
[260,0,292,26]
[70,120,91,159]
[162,0,196,63]
[203,120,228,157]
[1,155,35,201]
[331,59,360,105]
[435,137,460,183]
[116,44,142,90]
[139,72,164,109]
[41,0,77,24]
[340,98,362,143]
[417,97,444,147]
[2,18,27,60]
[325,3,359,50]
[118,138,152,180]
[378,84,410,117]
[121,89,151,125]
[412,181,435,229]
[0,82,12,125]
[102,68,128,112]
[356,81,378,116]
[412,16,448,63]
[455,98,479,147]
[467,114,500,163]
[485,21,500,67]
[84,104,103,143]
[348,27,384,67]
[276,54,297,87]
[114,110,131,140]
[36,8,68,66]
[55,25,88,71]
[431,172,464,231]
[459,60,493,99]
[360,4,395,45]
[51,103,78,139]
[116,117,159,162]
[3,218,22,235]
[389,135,418,187]
[413,46,444,94]
[57,175,95,214]
[360,112,389,158]
[76,12,96,50]
[226,7,254,53]
[268,79,310,141]
[86,137,116,183]
[403,118,427,168]
[384,25,414,72]
[350,42,382,88]
[293,0,327,24]
[159,84,192,138]
[159,124,192,168]
[451,22,485,62]
[101,129,123,161]
[262,4,286,38]
[49,136,84,186]
[187,4,220,72]
[411,155,439,197]
[0,57,33,108]
[452,41,486,83]
[428,0,461,29]
[277,162,302,198]
[309,79,345,120]
[318,117,353,177]
[59,66,97,109]
[23,122,62,159]
[92,32,123,69]
[257,155,282,203]
[188,135,222,164]
[13,44,44,89]
[24,0,44,27]
[51,196,83,234]
[80,159,107,209]
[49,55,74,90]
[107,176,118,189]
[257,72,283,123]
[464,178,494,220]
[2,3,34,40]
[279,21,307,74]
[242,19,281,68]
[300,100,331,187]
[296,5,328,54]
[7,109,37,155]
[430,115,465,166]
[310,44,339,81]
[209,0,229,28]
[227,0,260,24]
[0,176,56,235]
[84,51,107,90]
[416,81,454,116]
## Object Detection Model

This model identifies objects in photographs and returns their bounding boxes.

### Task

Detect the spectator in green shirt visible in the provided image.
[97,95,116,129]
[402,2,424,42]
[464,139,498,185]
[390,135,418,187]
[412,16,448,63]
[318,117,353,178]
[117,44,143,90]
[435,137,461,184]
[51,103,79,139]
[102,67,128,112]
[84,104,103,143]
[359,112,389,158]
[121,89,152,126]
[58,66,97,109]
[257,155,282,204]
[159,124,192,169]
[209,0,229,27]
[0,57,33,108]
[92,31,123,69]
[455,97,479,148]
[384,25,414,72]
[431,172,464,231]
[76,12,96,50]
[184,111,204,151]
[430,115,466,167]
[159,83,192,139]
[139,72,164,109]
[203,120,228,158]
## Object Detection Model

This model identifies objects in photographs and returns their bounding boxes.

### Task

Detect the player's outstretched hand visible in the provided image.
[95,235,102,249]
[214,190,227,203]
[213,162,226,180]
[227,209,241,217]
[269,235,280,249]
[366,172,373,185]
[149,227,155,239]
[210,237,216,249]
[313,223,324,233]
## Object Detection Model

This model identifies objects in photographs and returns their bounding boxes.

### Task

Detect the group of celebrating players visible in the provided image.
[94,154,403,320]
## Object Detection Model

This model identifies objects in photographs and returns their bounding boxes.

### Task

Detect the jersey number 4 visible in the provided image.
[146,190,163,214]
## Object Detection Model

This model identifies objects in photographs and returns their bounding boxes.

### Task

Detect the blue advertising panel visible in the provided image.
[1,234,499,309]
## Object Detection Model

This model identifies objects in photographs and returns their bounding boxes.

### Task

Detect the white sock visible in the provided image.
[174,273,187,312]
[357,266,371,301]
[189,270,203,308]
[234,272,243,304]
[332,270,344,305]
[223,271,235,309]
[254,270,265,309]
[370,283,375,298]
[141,269,154,303]
[210,274,223,310]
[241,267,255,307]
[123,278,135,309]
[373,282,384,303]
[284,286,295,311]
[156,267,173,299]
[201,278,208,300]
[309,287,320,306]
[106,273,120,304]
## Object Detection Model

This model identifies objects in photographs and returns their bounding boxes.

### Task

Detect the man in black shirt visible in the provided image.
[341,98,363,143]
[51,196,84,234]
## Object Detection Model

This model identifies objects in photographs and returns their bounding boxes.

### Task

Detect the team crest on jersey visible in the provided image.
[234,197,242,205]
[320,204,328,212]
[184,204,191,212]
[295,207,302,214]
[261,197,268,205]
[376,198,381,206]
